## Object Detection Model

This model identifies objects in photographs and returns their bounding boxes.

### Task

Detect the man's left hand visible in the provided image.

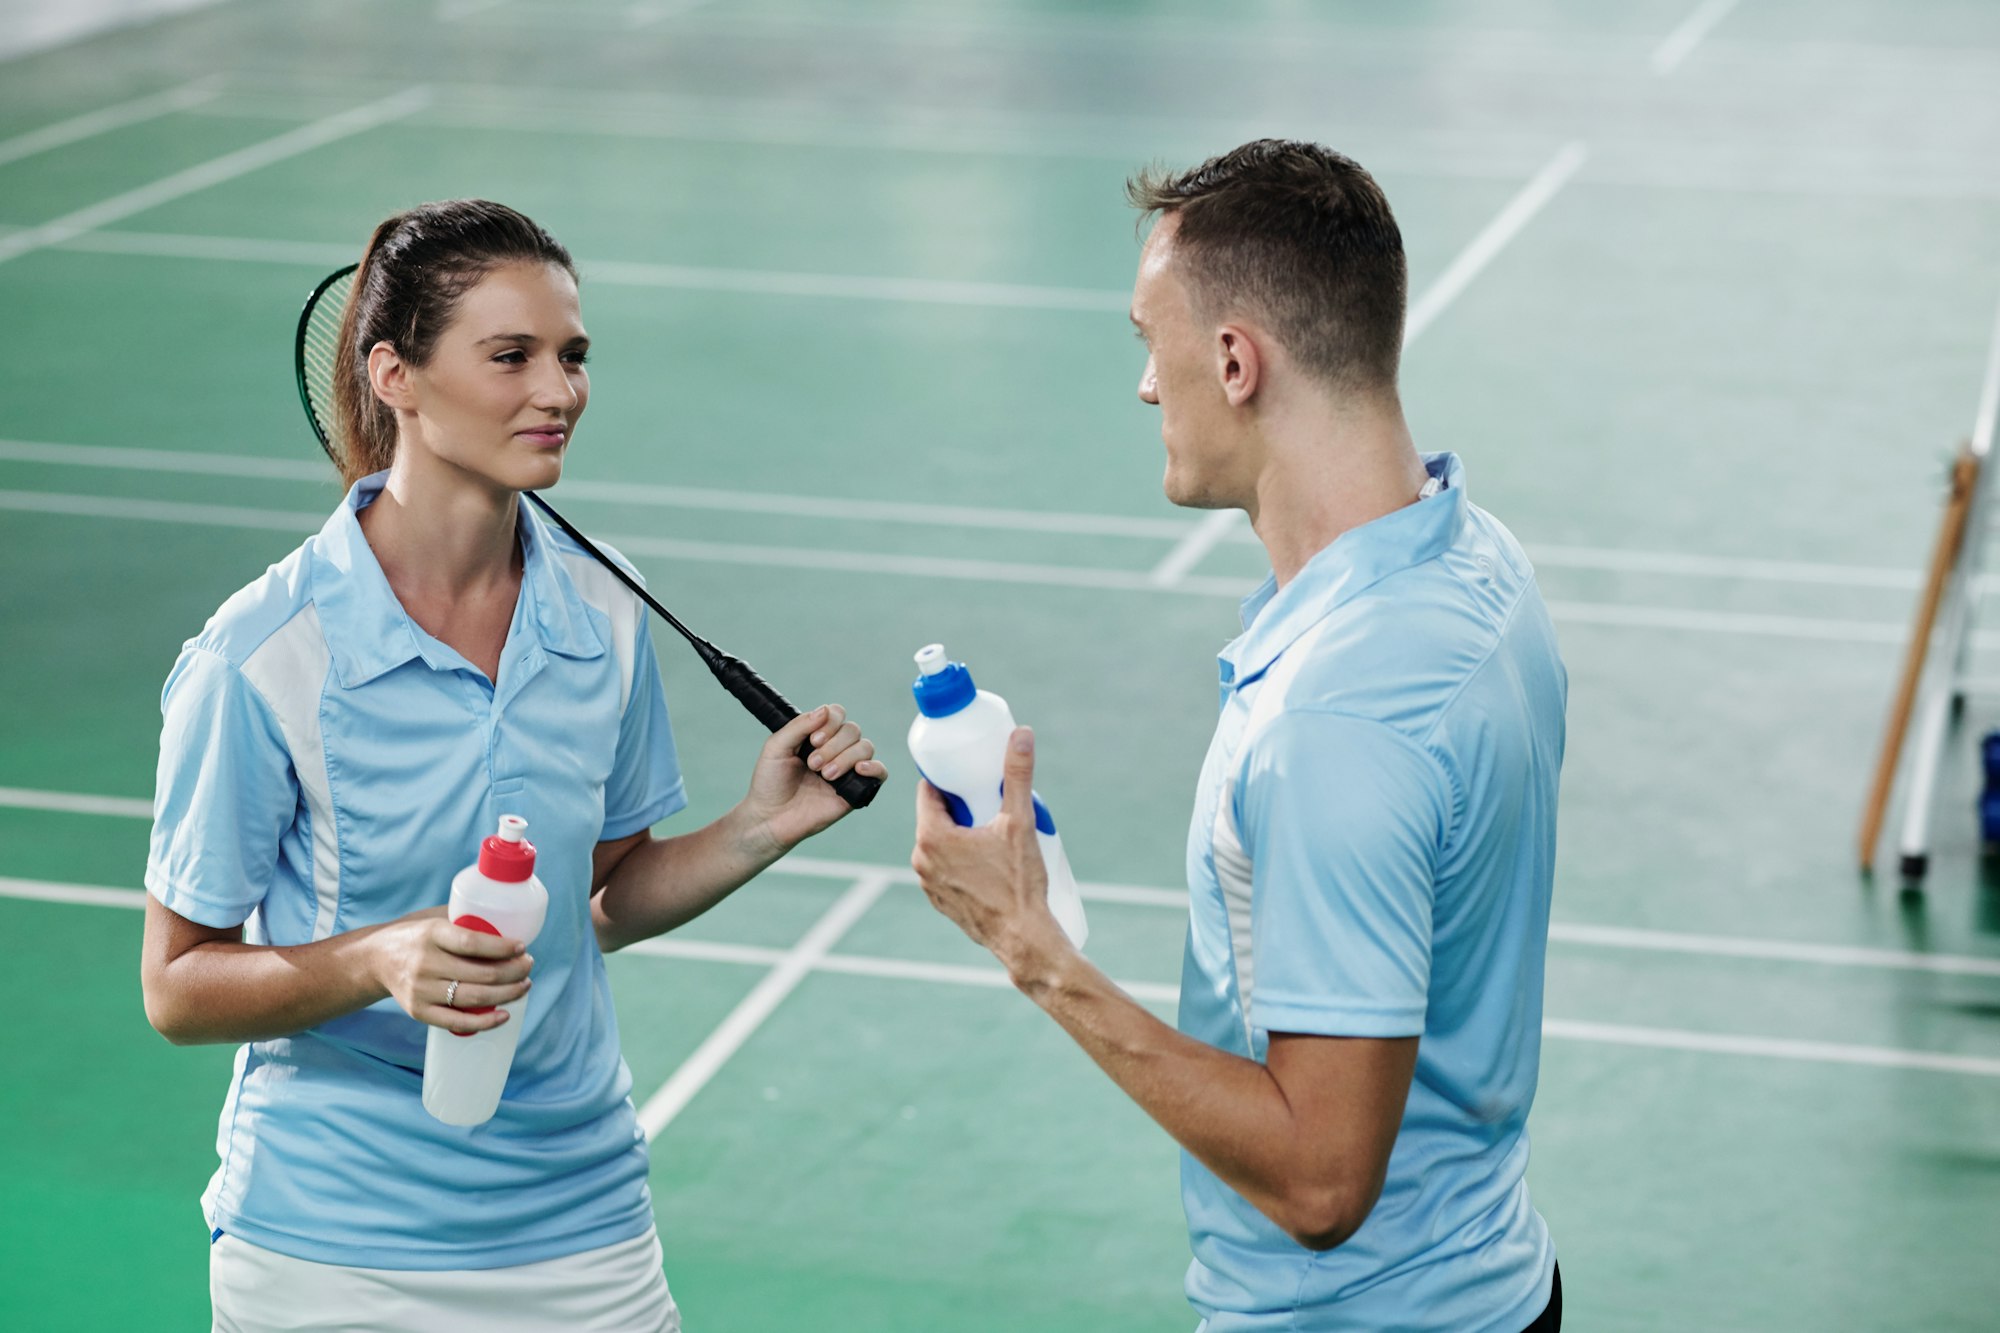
[912,726,1069,974]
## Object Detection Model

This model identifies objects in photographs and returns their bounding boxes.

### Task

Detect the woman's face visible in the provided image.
[388,260,591,494]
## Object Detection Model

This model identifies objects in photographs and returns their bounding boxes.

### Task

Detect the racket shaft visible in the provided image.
[709,654,882,809]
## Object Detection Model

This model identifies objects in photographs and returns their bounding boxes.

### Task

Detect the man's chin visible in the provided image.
[1162,469,1229,512]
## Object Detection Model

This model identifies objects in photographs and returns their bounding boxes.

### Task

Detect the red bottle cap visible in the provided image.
[478,815,536,882]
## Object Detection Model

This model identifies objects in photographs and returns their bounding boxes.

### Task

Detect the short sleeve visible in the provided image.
[600,620,687,840]
[1236,712,1450,1039]
[146,647,299,929]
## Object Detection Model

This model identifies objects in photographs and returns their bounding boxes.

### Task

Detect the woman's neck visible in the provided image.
[357,449,522,603]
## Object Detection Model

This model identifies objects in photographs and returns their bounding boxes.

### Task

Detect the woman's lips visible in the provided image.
[516,427,567,447]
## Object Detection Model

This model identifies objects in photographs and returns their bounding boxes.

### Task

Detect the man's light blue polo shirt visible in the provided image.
[1180,453,1566,1332]
[146,472,687,1269]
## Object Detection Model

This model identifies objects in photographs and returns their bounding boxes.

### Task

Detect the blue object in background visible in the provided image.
[1979,731,2000,845]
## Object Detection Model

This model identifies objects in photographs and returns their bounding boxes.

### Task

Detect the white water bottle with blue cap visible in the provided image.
[908,644,1089,948]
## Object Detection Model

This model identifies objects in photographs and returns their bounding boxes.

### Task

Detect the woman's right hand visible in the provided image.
[369,907,533,1033]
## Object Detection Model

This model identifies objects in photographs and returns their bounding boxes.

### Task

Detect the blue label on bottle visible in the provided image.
[1030,793,1056,836]
[914,764,977,828]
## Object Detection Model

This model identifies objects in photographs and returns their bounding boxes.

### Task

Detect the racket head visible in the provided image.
[295,263,358,466]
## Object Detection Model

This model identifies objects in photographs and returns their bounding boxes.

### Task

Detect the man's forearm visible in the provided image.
[592,806,784,951]
[1002,926,1368,1248]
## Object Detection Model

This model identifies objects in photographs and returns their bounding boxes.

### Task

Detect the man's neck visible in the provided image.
[1246,397,1427,589]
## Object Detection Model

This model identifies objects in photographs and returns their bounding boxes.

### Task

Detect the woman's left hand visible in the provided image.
[738,704,887,855]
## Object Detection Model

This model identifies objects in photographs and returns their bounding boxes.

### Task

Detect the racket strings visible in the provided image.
[297,267,355,463]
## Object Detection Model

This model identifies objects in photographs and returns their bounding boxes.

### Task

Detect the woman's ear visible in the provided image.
[367,341,415,411]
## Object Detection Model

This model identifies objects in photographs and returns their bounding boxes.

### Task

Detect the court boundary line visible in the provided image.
[12,875,1999,1078]
[0,78,221,169]
[8,835,2000,980]
[0,487,1974,647]
[1149,141,1589,586]
[44,228,1129,313]
[165,90,1997,201]
[0,438,1957,593]
[0,87,431,268]
[634,871,892,1137]
[1652,0,1744,75]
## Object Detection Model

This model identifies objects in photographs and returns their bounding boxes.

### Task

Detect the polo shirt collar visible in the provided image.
[309,473,605,689]
[1222,451,1467,688]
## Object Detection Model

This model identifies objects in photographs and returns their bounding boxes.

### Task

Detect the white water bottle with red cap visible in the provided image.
[422,814,549,1127]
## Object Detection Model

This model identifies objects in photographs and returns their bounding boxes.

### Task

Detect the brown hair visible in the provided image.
[1127,140,1406,393]
[331,199,577,485]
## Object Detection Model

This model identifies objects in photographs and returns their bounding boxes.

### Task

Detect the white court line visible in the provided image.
[0,440,329,482]
[634,872,893,1138]
[1652,0,1744,76]
[437,0,510,20]
[1543,1019,2000,1078]
[0,487,1980,645]
[11,820,1999,980]
[0,437,1955,593]
[1542,599,1906,644]
[57,230,354,268]
[1402,141,1590,347]
[0,877,151,909]
[584,257,1124,312]
[10,875,1997,1077]
[626,0,714,28]
[1148,141,1590,587]
[1527,543,1923,591]
[0,89,430,269]
[0,787,152,819]
[0,79,220,170]
[48,228,1126,314]
[1148,511,1242,588]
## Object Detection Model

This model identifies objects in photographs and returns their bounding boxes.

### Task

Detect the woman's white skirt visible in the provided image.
[210,1225,681,1332]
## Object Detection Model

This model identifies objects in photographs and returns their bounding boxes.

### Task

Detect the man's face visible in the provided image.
[1131,216,1244,510]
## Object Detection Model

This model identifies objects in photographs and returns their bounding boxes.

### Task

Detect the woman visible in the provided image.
[140,199,886,1331]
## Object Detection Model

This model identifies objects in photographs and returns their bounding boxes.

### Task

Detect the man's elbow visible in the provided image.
[1275,1182,1375,1253]
[144,998,197,1045]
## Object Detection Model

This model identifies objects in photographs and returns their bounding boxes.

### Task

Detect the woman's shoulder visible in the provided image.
[180,538,321,673]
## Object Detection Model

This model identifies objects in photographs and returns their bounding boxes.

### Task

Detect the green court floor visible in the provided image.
[3,1,2000,1329]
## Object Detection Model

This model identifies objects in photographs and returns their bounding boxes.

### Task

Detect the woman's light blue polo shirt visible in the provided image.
[1181,453,1566,1331]
[146,472,687,1270]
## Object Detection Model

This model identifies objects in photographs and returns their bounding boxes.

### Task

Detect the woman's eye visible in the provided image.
[493,350,527,365]
[563,351,590,366]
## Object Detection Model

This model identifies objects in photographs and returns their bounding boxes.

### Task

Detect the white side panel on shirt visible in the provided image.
[1214,617,1337,1052]
[557,551,641,715]
[238,604,340,941]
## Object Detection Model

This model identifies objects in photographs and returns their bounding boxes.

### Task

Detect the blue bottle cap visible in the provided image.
[912,644,977,717]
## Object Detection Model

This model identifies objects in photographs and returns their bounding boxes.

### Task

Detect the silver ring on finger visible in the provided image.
[445,979,460,1008]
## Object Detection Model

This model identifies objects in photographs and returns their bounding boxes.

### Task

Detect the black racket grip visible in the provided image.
[708,653,882,809]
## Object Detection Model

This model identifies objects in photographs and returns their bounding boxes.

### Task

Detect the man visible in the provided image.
[910,140,1566,1332]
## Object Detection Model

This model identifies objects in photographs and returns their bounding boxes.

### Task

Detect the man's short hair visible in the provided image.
[1128,140,1407,393]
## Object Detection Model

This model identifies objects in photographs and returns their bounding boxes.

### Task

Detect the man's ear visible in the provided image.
[367,341,416,411]
[1216,324,1262,407]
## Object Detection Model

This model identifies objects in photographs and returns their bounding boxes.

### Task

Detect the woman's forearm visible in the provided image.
[591,805,783,951]
[142,906,396,1046]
